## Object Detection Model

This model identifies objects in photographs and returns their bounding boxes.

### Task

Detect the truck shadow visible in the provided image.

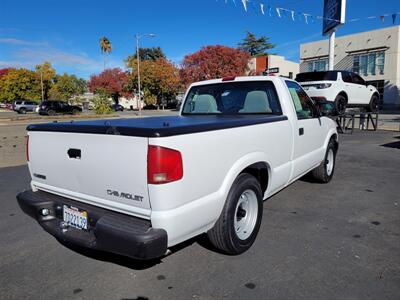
[57,233,223,269]
[58,239,162,270]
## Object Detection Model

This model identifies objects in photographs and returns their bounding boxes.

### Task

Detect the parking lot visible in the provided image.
[1,129,399,300]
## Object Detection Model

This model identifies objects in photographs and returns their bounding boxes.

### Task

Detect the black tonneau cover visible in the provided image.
[27,115,287,138]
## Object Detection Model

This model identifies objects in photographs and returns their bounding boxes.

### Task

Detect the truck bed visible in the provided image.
[27,115,288,137]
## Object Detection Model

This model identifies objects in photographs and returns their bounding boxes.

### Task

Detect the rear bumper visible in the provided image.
[17,190,168,260]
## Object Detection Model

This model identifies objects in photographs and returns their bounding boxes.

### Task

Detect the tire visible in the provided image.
[72,109,79,115]
[47,110,56,116]
[310,138,337,183]
[19,108,26,114]
[334,95,347,115]
[207,173,263,255]
[368,95,379,113]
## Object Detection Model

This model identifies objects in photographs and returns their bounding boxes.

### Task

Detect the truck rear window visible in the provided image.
[182,81,282,115]
[295,71,337,82]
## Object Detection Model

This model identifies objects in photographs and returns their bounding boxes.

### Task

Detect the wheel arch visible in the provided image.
[219,152,272,203]
[324,132,339,153]
[239,162,269,196]
[337,91,348,102]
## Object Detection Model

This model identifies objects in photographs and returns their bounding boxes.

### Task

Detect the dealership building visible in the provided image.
[248,55,299,79]
[299,25,400,109]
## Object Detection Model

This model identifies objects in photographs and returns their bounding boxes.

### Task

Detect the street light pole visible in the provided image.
[136,33,141,114]
[135,33,155,115]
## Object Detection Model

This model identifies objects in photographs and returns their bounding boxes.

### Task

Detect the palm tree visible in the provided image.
[99,36,112,70]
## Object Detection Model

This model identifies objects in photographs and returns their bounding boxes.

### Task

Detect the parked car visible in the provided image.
[295,70,380,114]
[17,76,338,260]
[111,103,124,111]
[38,101,82,116]
[12,100,38,114]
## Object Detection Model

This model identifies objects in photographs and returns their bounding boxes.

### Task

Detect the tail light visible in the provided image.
[222,76,236,81]
[147,145,183,184]
[25,135,29,162]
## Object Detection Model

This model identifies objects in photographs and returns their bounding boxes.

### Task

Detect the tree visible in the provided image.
[49,73,86,101]
[238,31,274,56]
[88,68,129,102]
[0,68,41,102]
[180,45,250,86]
[126,47,166,63]
[99,36,112,70]
[0,68,14,79]
[126,58,181,106]
[35,61,56,101]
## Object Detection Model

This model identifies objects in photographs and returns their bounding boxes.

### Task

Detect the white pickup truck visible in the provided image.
[17,76,338,260]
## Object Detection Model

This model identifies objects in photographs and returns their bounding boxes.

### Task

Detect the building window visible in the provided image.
[307,59,328,72]
[352,51,385,76]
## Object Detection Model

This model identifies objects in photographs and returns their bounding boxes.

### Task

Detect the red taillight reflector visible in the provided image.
[147,145,183,184]
[222,76,236,81]
[25,135,29,162]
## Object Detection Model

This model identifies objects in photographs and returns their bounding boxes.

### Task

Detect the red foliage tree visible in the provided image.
[0,68,14,79]
[180,45,250,86]
[88,68,130,102]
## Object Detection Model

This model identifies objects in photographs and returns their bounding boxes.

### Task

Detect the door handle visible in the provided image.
[68,148,81,159]
[299,128,304,136]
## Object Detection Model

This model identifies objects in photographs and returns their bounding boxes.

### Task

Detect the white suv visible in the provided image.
[296,71,380,114]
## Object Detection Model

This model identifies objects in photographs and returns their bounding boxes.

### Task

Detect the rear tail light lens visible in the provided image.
[25,135,29,162]
[147,145,183,184]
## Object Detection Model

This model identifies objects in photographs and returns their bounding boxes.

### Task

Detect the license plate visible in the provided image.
[63,205,88,230]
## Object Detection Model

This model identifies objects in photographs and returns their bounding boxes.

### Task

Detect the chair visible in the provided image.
[192,94,219,113]
[239,91,272,113]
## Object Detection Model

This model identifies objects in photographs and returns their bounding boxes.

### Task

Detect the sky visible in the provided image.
[0,0,399,79]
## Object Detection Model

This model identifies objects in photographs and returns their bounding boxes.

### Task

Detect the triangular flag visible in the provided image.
[304,13,309,24]
[241,0,248,12]
[392,13,397,24]
[380,15,385,23]
[276,7,281,18]
[291,10,295,21]
[260,3,265,15]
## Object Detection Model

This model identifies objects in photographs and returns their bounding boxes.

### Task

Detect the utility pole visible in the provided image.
[135,33,155,115]
[136,33,141,115]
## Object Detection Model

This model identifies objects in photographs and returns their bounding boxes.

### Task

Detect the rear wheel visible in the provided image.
[19,108,26,114]
[207,173,263,255]
[334,95,347,115]
[310,138,337,183]
[368,95,379,113]
[47,110,56,116]
[72,109,79,115]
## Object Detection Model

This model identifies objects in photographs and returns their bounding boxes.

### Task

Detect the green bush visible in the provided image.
[93,93,112,115]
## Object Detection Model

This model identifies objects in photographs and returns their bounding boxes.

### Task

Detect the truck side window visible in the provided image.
[285,81,318,120]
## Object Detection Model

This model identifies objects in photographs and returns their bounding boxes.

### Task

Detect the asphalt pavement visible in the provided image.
[0,130,399,300]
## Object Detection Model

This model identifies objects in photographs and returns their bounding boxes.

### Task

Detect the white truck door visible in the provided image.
[285,81,326,180]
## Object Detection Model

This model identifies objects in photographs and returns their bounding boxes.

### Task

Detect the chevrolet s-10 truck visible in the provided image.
[17,76,338,260]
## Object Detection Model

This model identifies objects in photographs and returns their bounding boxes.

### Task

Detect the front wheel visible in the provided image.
[368,95,379,113]
[310,139,337,183]
[207,173,263,255]
[72,109,79,115]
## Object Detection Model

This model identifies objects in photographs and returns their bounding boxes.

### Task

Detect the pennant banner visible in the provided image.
[218,0,400,26]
